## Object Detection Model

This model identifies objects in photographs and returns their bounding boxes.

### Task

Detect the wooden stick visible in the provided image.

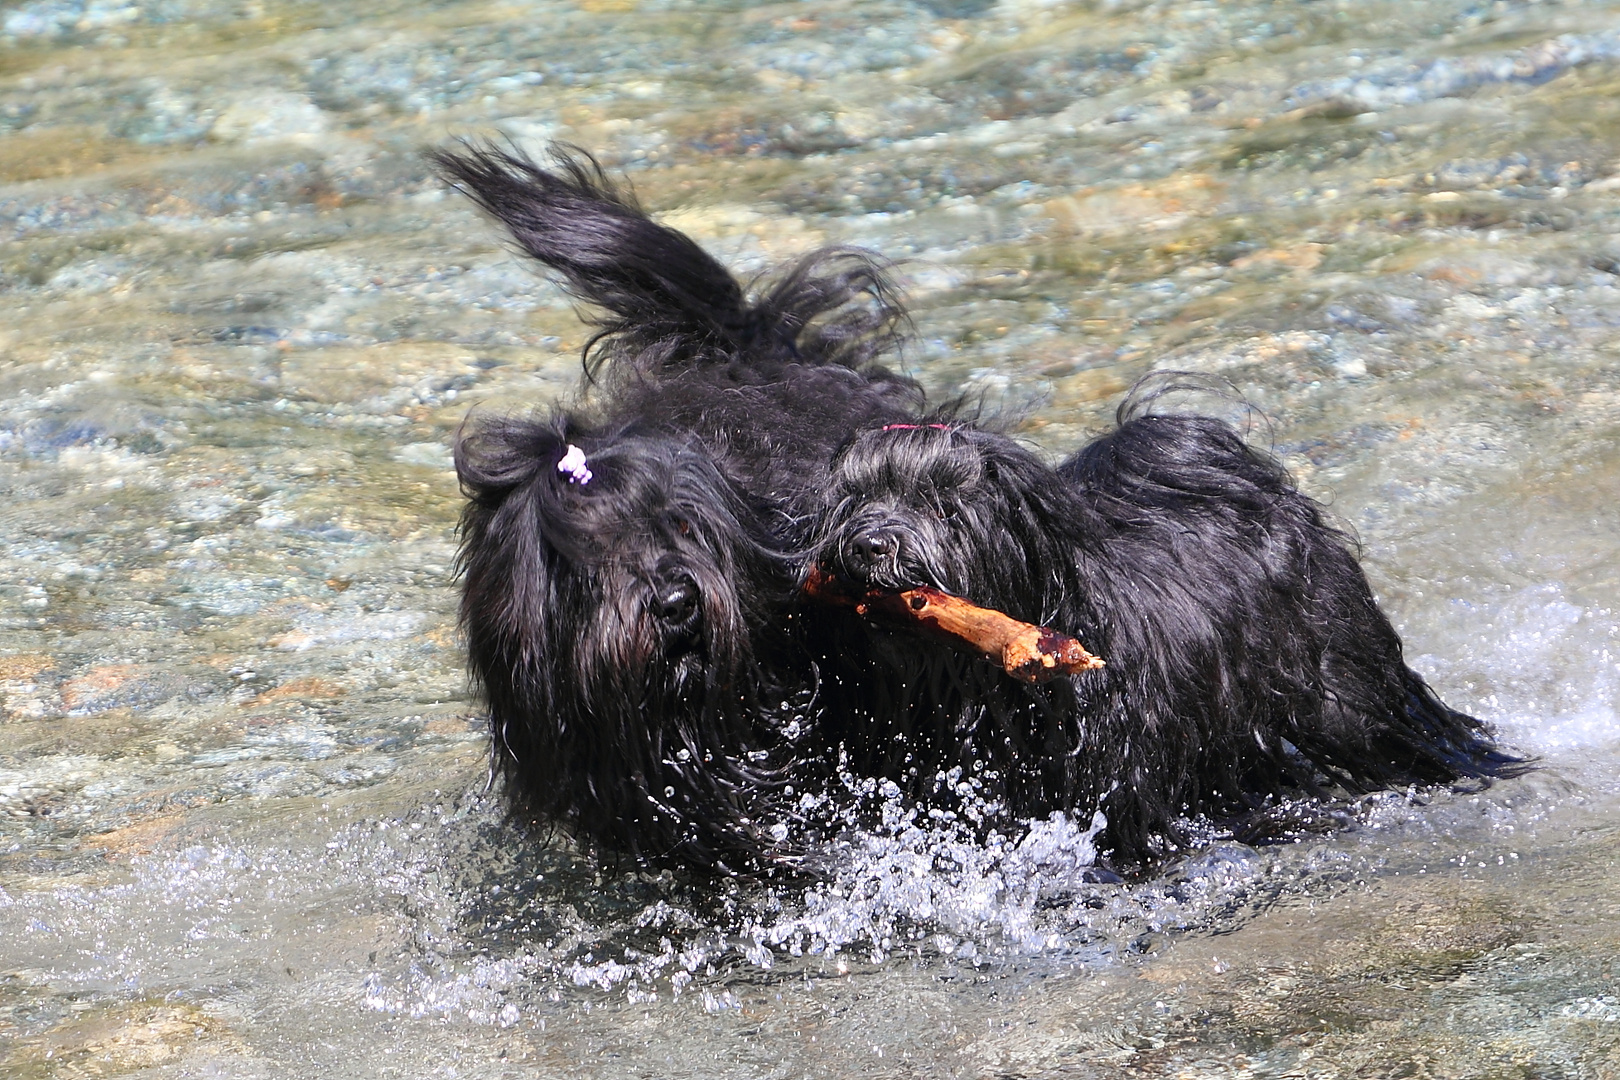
[802,568,1104,684]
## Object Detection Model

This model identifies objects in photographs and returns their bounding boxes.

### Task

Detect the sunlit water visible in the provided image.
[3,0,1619,1076]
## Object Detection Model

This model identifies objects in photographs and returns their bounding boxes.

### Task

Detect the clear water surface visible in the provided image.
[2,1,1618,1076]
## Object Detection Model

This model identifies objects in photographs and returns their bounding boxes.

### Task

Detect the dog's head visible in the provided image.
[807,423,1099,832]
[814,423,1065,604]
[455,413,797,870]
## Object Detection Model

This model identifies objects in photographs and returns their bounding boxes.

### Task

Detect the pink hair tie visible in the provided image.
[557,443,593,485]
[880,423,951,432]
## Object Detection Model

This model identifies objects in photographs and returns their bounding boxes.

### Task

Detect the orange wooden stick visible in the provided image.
[802,568,1104,684]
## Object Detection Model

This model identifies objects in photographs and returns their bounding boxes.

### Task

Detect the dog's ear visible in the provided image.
[455,415,608,660]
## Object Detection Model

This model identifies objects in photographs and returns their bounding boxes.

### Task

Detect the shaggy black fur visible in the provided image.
[810,379,1526,872]
[438,142,1522,879]
[435,144,916,873]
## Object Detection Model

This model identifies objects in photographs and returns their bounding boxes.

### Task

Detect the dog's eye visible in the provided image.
[673,517,692,536]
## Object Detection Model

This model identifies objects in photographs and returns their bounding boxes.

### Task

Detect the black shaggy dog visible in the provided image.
[437,142,1521,880]
[811,380,1526,872]
[434,145,917,874]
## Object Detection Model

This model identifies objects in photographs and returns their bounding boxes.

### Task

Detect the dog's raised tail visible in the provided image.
[431,142,907,376]
[432,142,745,358]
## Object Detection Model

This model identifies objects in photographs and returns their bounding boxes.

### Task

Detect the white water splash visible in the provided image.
[1413,584,1620,766]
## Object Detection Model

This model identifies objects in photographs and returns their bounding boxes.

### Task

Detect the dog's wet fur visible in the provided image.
[811,390,1525,868]
[436,144,1525,877]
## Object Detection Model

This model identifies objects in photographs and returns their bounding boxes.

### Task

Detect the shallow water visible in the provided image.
[2,0,1619,1076]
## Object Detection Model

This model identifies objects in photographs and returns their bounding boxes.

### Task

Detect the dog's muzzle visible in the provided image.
[653,573,701,634]
[838,524,913,588]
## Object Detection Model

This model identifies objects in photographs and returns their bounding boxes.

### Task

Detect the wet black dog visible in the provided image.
[435,145,916,873]
[438,144,1521,879]
[810,379,1526,871]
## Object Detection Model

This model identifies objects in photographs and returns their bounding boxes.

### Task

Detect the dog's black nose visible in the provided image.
[846,528,898,575]
[655,579,700,627]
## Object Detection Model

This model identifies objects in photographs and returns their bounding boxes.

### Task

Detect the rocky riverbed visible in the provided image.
[3,1,1619,1076]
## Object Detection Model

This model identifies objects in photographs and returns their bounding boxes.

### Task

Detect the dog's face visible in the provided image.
[455,416,789,862]
[815,425,1060,605]
[809,424,1094,829]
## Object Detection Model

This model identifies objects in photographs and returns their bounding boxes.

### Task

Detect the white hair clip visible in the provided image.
[557,443,593,485]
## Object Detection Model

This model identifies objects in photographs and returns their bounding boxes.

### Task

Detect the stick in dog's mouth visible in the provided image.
[801,567,1104,683]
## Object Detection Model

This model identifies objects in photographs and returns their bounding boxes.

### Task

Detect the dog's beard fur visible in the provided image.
[811,404,1526,872]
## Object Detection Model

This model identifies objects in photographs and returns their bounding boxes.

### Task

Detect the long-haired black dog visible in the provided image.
[438,143,1521,879]
[810,378,1526,872]
[434,145,917,874]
